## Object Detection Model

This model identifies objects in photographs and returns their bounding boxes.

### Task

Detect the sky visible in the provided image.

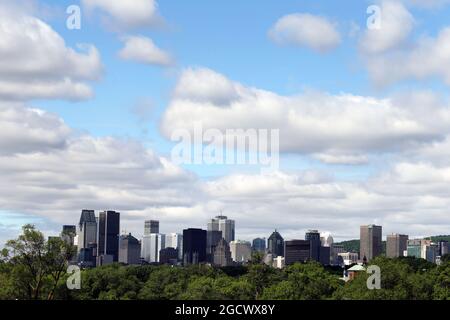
[1,0,450,246]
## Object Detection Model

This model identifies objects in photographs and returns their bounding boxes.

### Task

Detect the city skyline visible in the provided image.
[61,208,449,268]
[2,0,450,247]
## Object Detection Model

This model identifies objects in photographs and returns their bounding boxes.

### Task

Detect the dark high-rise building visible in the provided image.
[305,230,321,262]
[207,230,222,259]
[213,238,233,267]
[119,233,141,265]
[183,228,207,265]
[144,220,159,235]
[319,246,330,265]
[285,240,310,265]
[97,210,120,262]
[267,230,284,257]
[160,247,179,265]
[386,234,408,258]
[252,238,266,253]
[77,209,97,252]
[437,240,449,256]
[360,225,382,262]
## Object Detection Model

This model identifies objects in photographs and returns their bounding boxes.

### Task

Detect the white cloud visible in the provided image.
[82,0,159,29]
[0,102,70,155]
[0,6,102,101]
[118,36,173,66]
[360,1,414,54]
[269,13,341,53]
[0,105,197,228]
[161,67,450,160]
[366,27,450,86]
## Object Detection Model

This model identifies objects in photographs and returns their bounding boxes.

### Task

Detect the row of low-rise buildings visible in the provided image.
[59,211,448,268]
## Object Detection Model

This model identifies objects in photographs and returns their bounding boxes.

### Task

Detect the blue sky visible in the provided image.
[1,0,450,244]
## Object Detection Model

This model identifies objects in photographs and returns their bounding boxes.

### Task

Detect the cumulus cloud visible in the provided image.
[0,6,102,101]
[269,13,341,53]
[161,67,450,161]
[118,36,173,66]
[0,102,71,155]
[82,0,159,29]
[360,1,414,54]
[366,27,450,86]
[0,105,198,228]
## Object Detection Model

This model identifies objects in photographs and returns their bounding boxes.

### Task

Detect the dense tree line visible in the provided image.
[0,225,448,300]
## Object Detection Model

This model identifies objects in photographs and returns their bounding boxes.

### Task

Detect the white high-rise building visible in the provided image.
[141,233,165,263]
[207,215,235,244]
[165,233,183,260]
[230,240,252,263]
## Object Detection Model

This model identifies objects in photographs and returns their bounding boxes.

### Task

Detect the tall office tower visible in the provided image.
[360,224,382,262]
[386,234,409,258]
[165,233,183,261]
[144,220,159,235]
[284,240,311,265]
[97,210,120,262]
[229,240,252,263]
[252,238,266,253]
[183,228,207,265]
[305,230,321,262]
[213,238,233,267]
[61,225,76,246]
[141,233,165,263]
[207,215,235,244]
[206,230,222,259]
[267,230,284,257]
[119,233,141,265]
[77,210,97,252]
[425,244,438,263]
[319,246,331,265]
[438,240,449,256]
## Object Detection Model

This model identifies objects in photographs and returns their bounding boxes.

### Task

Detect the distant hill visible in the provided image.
[335,235,450,253]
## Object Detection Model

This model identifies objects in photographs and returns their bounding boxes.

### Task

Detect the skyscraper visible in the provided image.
[267,230,284,257]
[97,210,120,262]
[165,233,183,261]
[183,228,207,265]
[77,209,97,252]
[360,224,382,262]
[119,233,141,265]
[207,215,235,244]
[141,233,165,263]
[230,240,252,263]
[437,240,449,256]
[144,220,159,235]
[206,230,222,260]
[252,238,266,253]
[386,234,408,258]
[213,238,233,267]
[285,240,310,265]
[305,230,321,262]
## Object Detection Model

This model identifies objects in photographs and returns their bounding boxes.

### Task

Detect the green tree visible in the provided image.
[261,262,341,300]
[3,224,50,299]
